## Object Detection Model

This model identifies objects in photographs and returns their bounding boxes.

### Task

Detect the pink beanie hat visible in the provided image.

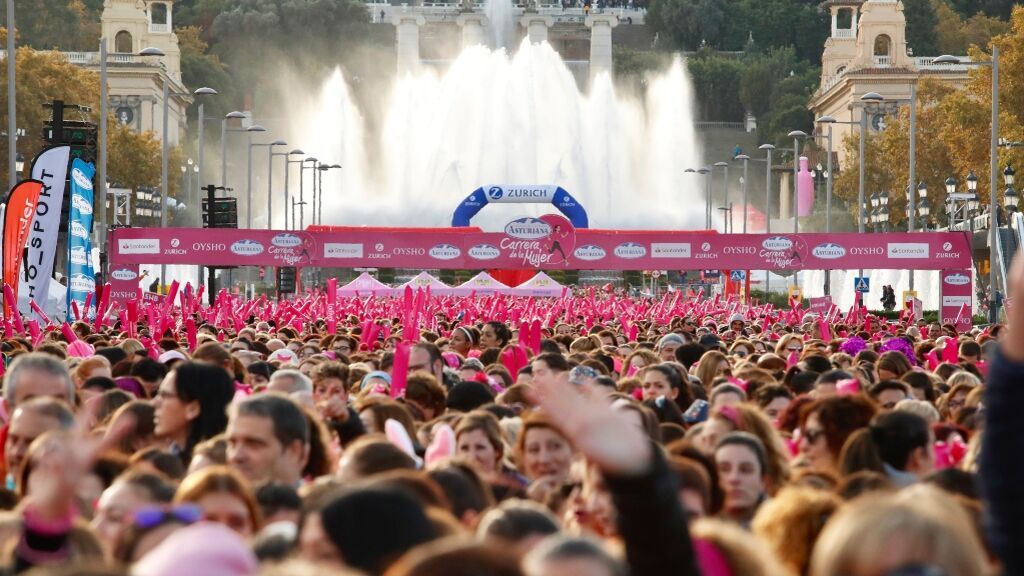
[133,522,257,576]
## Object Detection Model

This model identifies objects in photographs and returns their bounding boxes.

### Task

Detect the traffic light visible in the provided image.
[201,184,237,228]
[277,267,297,294]
[43,100,97,162]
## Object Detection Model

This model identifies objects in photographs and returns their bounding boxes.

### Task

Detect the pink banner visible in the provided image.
[940,268,973,333]
[109,264,142,310]
[808,295,832,316]
[326,278,338,334]
[109,228,973,271]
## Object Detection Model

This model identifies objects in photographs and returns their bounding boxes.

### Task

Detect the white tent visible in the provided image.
[337,272,396,297]
[451,271,512,296]
[510,272,566,297]
[397,271,455,295]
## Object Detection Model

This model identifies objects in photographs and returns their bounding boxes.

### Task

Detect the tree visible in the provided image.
[932,0,1010,54]
[14,0,100,51]
[0,35,177,197]
[903,0,939,56]
[648,0,735,51]
[831,6,1024,230]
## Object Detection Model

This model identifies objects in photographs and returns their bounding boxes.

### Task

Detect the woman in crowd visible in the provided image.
[0,284,1006,576]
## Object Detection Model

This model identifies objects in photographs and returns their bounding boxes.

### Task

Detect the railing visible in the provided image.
[694,121,745,130]
[149,23,169,33]
[833,29,855,39]
[914,56,972,71]
[873,55,892,67]
[365,1,644,23]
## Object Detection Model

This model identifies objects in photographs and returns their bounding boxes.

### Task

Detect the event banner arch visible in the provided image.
[110,228,972,271]
[451,185,589,228]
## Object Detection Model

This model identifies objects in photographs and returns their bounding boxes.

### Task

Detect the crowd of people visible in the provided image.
[0,256,1020,576]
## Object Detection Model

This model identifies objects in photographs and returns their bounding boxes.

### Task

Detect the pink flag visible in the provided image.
[943,338,959,363]
[391,341,411,399]
[326,278,338,334]
[29,300,52,326]
[787,350,800,368]
[184,318,198,352]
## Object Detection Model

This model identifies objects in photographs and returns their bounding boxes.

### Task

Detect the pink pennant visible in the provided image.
[391,341,411,399]
[787,350,800,368]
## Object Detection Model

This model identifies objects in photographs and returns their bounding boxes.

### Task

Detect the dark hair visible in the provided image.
[868,380,911,402]
[674,343,707,370]
[816,369,854,387]
[318,486,438,574]
[643,395,686,428]
[339,437,417,480]
[427,461,495,521]
[924,468,979,500]
[801,354,832,374]
[230,393,310,450]
[839,411,930,475]
[532,352,570,373]
[754,384,793,408]
[901,371,937,402]
[129,358,168,385]
[82,376,117,393]
[478,499,560,543]
[247,361,275,381]
[484,321,513,347]
[715,431,767,476]
[644,363,694,413]
[256,482,302,520]
[171,362,235,462]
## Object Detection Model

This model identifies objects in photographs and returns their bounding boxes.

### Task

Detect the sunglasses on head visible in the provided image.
[132,504,203,530]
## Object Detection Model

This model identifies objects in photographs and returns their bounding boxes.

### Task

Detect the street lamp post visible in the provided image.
[299,157,318,229]
[139,47,217,288]
[265,140,287,229]
[1005,165,1018,218]
[221,111,247,188]
[736,154,750,233]
[317,164,341,225]
[245,124,267,228]
[714,161,729,232]
[284,149,305,230]
[934,49,1000,322]
[759,144,775,300]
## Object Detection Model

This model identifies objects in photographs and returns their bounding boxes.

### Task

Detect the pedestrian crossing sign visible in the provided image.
[855,277,870,293]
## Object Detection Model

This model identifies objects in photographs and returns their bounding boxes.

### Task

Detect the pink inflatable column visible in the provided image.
[797,156,814,217]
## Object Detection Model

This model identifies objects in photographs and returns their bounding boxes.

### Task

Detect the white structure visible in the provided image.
[809,0,970,168]
[456,13,489,48]
[100,0,190,145]
[585,13,618,78]
[520,13,555,44]
[393,12,427,74]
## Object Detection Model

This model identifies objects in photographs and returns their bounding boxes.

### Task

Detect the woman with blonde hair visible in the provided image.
[752,487,841,576]
[694,351,731,390]
[775,333,805,357]
[623,348,660,378]
[809,486,988,576]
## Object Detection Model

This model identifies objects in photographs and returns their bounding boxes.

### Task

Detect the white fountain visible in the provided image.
[284,39,705,231]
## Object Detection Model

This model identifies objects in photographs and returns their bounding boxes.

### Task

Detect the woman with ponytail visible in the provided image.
[838,411,934,486]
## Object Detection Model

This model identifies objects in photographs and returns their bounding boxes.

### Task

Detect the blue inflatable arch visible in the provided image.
[452,185,589,228]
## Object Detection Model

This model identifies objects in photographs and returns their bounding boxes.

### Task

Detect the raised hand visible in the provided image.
[532,372,652,477]
[1003,252,1024,362]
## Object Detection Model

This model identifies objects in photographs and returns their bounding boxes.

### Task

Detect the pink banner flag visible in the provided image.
[391,341,411,399]
[326,278,338,334]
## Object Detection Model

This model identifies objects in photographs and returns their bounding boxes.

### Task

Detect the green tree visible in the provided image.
[14,0,100,51]
[0,35,178,197]
[648,0,735,51]
[903,0,939,55]
[686,50,745,121]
